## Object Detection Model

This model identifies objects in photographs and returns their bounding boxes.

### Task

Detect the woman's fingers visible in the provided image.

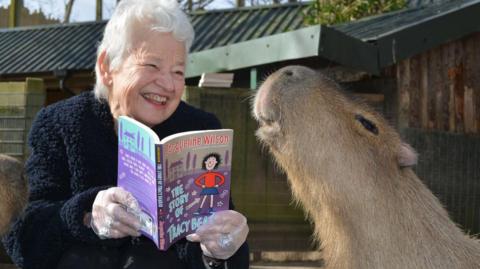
[186,210,249,259]
[91,187,141,239]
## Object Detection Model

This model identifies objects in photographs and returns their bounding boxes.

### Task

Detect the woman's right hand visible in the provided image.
[91,187,142,239]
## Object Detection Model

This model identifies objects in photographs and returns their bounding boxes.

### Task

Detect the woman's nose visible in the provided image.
[155,72,175,92]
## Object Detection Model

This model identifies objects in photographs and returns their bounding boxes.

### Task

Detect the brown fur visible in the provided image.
[253,66,480,269]
[0,154,28,236]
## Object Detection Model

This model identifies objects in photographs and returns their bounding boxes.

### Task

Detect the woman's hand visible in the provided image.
[186,210,249,260]
[91,187,142,239]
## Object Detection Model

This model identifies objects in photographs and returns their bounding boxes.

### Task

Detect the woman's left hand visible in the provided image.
[186,210,249,260]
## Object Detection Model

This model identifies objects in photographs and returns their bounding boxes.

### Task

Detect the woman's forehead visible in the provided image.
[130,32,186,61]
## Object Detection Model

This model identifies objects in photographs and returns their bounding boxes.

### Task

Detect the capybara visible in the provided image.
[0,154,28,236]
[252,65,480,269]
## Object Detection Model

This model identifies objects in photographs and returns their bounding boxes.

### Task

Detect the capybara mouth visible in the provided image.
[253,94,274,127]
[257,114,276,127]
[253,78,280,128]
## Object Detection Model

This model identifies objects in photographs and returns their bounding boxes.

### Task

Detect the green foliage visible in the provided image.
[304,0,407,26]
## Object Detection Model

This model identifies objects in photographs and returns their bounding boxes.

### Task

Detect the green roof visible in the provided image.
[187,0,480,76]
[0,0,478,78]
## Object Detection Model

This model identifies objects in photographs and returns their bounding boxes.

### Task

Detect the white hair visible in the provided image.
[94,0,194,101]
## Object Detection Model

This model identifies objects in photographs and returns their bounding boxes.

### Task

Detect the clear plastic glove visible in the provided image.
[186,210,249,260]
[91,187,142,239]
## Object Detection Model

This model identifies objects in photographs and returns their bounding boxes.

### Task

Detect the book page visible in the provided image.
[161,129,233,248]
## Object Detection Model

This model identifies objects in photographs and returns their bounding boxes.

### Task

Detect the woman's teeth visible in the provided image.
[143,93,167,105]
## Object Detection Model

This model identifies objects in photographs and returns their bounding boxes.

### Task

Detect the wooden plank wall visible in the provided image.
[395,32,480,235]
[396,33,480,133]
[0,70,95,106]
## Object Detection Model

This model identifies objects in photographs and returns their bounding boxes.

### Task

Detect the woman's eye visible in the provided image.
[174,71,184,76]
[142,63,157,69]
[355,114,379,135]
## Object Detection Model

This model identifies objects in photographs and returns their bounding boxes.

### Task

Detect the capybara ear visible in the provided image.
[397,143,418,168]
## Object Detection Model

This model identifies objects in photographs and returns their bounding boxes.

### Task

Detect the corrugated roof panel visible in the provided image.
[211,10,249,47]
[0,0,477,76]
[265,7,296,35]
[252,8,276,37]
[1,30,41,73]
[0,21,106,75]
[193,12,229,50]
[204,12,237,48]
[226,10,258,44]
[334,0,478,41]
[211,11,246,47]
[0,30,38,72]
[68,28,100,69]
[57,24,101,70]
[190,3,309,51]
[233,10,266,43]
[282,5,308,32]
[27,28,64,71]
[0,2,310,75]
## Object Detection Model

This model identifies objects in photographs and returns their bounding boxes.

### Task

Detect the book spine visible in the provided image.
[155,144,166,250]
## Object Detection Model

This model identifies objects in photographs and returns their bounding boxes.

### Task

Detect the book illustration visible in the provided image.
[117,116,233,250]
[163,151,231,241]
[194,153,226,215]
[167,159,184,182]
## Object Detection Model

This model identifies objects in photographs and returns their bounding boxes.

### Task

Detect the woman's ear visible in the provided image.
[97,51,112,87]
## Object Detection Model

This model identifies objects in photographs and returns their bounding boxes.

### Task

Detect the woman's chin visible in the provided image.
[134,110,171,127]
[131,99,180,127]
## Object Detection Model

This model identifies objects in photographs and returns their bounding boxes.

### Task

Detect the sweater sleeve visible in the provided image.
[182,240,250,269]
[2,108,119,269]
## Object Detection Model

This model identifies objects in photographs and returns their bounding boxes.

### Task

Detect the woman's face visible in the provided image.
[106,31,186,127]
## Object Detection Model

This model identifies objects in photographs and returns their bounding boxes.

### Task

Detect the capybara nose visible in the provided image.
[283,69,294,77]
[279,65,313,79]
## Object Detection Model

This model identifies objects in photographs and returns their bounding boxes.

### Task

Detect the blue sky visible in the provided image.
[0,0,233,22]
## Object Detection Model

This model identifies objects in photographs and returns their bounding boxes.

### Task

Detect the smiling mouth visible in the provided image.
[142,93,168,105]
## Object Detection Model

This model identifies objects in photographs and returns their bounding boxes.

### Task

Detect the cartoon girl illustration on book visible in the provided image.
[194,153,225,215]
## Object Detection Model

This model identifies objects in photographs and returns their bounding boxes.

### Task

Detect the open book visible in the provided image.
[117,116,233,250]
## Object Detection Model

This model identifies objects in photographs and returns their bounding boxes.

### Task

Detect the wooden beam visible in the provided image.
[96,0,102,21]
[354,93,384,104]
[8,0,21,28]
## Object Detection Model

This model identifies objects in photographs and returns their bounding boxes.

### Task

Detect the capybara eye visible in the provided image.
[284,70,294,76]
[355,114,379,135]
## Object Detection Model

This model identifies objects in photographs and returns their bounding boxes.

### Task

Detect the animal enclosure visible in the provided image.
[402,128,480,233]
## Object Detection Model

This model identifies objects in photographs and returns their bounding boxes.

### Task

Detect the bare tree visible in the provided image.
[63,0,74,23]
[96,0,102,21]
[179,0,216,12]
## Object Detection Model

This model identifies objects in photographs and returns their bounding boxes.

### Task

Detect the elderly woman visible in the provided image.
[2,0,249,268]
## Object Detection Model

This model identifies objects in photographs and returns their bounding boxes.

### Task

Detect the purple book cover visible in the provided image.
[117,116,233,250]
[118,116,160,246]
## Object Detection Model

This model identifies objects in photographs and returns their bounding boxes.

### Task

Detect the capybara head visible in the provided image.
[253,66,417,192]
[0,154,28,235]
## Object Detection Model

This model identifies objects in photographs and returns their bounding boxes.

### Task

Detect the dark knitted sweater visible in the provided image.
[2,92,246,269]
